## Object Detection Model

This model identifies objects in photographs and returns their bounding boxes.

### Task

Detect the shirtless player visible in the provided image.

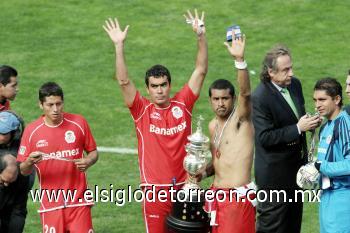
[205,31,255,233]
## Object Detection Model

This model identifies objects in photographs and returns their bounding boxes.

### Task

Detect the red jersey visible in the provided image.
[129,84,198,186]
[17,113,97,213]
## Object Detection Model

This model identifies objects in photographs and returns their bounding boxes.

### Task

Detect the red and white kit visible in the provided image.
[129,84,198,232]
[130,84,197,186]
[204,182,256,233]
[17,113,96,233]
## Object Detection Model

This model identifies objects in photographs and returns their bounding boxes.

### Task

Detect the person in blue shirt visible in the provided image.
[344,70,350,114]
[313,77,350,233]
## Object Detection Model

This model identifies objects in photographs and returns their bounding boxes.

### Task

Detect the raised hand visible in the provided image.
[224,31,246,60]
[184,9,206,36]
[103,18,129,45]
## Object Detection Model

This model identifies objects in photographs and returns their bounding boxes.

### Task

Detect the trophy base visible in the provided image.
[166,192,209,233]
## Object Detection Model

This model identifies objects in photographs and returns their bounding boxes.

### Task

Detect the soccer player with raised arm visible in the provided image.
[103,9,208,233]
[205,30,256,233]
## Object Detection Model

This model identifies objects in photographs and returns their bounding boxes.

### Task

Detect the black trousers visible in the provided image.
[256,189,303,233]
[0,206,27,233]
[0,172,31,233]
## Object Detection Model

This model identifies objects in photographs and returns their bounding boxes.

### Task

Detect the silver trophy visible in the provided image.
[166,116,211,232]
[183,115,211,192]
[296,113,320,189]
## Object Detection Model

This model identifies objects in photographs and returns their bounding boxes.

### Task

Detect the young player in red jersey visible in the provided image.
[17,82,98,233]
[103,9,208,233]
[0,65,19,111]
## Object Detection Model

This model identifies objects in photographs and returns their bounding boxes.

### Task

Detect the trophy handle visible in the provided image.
[307,129,317,163]
[306,111,319,163]
[197,115,204,132]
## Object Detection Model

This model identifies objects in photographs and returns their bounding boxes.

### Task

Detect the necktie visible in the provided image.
[281,88,299,118]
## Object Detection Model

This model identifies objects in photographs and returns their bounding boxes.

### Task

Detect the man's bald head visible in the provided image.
[0,153,18,187]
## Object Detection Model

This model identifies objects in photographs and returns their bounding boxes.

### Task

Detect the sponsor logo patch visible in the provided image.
[149,122,187,136]
[150,112,161,120]
[42,148,80,160]
[36,139,48,148]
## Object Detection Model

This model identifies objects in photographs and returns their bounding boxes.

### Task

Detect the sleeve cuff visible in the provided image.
[296,124,301,134]
[314,161,322,171]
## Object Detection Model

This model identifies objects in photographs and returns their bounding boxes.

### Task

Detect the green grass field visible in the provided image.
[1,0,350,232]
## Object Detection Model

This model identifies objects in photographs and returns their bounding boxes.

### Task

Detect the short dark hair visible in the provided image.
[39,82,64,103]
[260,45,291,82]
[0,65,17,86]
[314,77,343,107]
[145,65,171,86]
[208,79,235,97]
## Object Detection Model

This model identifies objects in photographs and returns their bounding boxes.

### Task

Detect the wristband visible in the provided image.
[234,60,247,70]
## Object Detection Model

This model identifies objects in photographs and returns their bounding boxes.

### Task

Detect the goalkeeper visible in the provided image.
[313,78,350,233]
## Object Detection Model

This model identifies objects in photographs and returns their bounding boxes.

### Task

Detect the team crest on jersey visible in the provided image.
[171,106,183,119]
[326,135,332,144]
[19,146,26,155]
[65,130,76,143]
[36,139,48,148]
[150,112,161,120]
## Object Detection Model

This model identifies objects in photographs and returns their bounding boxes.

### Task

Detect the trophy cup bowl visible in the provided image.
[182,115,210,198]
[183,151,206,176]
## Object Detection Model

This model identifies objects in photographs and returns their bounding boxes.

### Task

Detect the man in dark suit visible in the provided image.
[252,45,321,233]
